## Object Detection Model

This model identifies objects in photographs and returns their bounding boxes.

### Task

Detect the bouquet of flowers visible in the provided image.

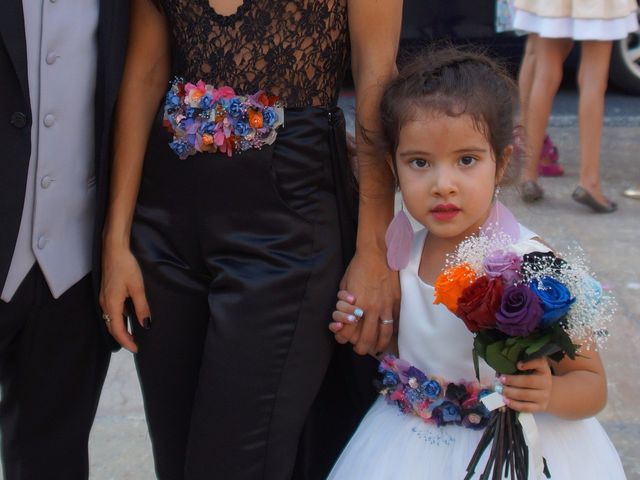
[163,78,284,159]
[433,203,613,479]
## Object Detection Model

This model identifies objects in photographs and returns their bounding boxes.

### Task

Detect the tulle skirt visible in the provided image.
[514,9,638,40]
[328,397,626,479]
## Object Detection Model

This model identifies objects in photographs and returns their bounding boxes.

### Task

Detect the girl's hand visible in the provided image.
[500,358,553,413]
[331,249,400,355]
[99,245,150,353]
[330,290,365,326]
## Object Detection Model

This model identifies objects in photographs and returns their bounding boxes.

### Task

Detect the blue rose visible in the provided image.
[228,98,243,118]
[382,371,399,387]
[169,140,191,158]
[185,107,198,118]
[431,400,461,426]
[200,121,215,135]
[441,402,462,423]
[234,120,250,137]
[263,107,278,127]
[421,380,442,399]
[165,91,181,108]
[530,276,575,327]
[199,94,213,110]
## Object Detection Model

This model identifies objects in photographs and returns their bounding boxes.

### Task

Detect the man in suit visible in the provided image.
[0,1,128,478]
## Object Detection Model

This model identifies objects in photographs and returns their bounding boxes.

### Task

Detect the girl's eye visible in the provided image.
[410,159,429,168]
[459,156,477,167]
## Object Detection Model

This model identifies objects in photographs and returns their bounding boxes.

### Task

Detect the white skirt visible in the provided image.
[328,397,627,480]
[514,9,638,40]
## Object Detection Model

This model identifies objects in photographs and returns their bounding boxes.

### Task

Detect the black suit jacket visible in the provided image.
[0,0,129,314]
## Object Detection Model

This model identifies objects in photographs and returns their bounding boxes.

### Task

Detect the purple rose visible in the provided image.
[496,284,543,336]
[483,250,521,283]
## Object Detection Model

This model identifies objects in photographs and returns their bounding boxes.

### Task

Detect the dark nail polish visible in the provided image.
[143,317,152,330]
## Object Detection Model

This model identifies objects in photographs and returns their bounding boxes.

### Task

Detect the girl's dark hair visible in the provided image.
[380,46,520,183]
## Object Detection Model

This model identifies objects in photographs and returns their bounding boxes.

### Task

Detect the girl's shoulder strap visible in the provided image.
[405,228,427,272]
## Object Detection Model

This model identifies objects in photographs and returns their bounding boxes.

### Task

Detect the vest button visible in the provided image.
[46,52,58,65]
[37,236,48,250]
[43,114,56,127]
[41,176,54,189]
[10,112,27,128]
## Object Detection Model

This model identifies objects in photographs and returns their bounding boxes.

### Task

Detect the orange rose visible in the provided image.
[201,133,214,145]
[258,92,270,106]
[433,263,477,313]
[248,109,264,129]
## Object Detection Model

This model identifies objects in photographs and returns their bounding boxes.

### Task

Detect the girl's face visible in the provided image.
[395,112,506,245]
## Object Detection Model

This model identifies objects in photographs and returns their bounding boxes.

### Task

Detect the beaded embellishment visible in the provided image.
[163,78,284,159]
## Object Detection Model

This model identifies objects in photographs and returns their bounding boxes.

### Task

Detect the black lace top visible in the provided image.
[159,0,350,108]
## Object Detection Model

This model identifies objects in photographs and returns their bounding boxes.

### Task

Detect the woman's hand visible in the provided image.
[99,244,150,353]
[330,248,399,355]
[499,358,553,413]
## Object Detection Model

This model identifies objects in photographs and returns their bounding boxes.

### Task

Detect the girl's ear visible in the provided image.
[495,144,513,185]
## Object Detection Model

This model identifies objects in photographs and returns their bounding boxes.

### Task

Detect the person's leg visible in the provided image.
[0,267,110,480]
[183,110,344,480]
[518,34,537,124]
[129,128,212,480]
[520,37,573,197]
[576,40,614,208]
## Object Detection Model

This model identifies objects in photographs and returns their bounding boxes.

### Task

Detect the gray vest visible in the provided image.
[1,0,99,301]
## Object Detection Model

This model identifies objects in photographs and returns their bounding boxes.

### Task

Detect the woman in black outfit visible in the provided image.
[100,1,401,478]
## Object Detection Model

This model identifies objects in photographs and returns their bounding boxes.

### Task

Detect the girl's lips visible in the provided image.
[431,210,460,221]
[430,204,461,221]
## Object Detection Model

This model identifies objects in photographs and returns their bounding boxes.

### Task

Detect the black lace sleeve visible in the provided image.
[159,0,350,108]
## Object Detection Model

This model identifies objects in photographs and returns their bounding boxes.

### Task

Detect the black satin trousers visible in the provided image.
[131,107,377,480]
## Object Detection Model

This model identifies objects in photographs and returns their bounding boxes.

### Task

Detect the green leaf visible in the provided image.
[506,343,525,363]
[485,341,518,374]
[524,333,552,355]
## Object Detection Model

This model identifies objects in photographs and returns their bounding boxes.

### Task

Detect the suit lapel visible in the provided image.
[0,0,29,100]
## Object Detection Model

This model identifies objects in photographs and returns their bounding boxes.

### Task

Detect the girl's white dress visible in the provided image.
[328,226,626,479]
[513,0,638,40]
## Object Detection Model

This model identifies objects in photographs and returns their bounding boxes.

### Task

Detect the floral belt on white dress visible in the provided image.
[376,354,494,430]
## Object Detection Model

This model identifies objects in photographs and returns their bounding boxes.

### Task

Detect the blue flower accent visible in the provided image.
[200,121,215,135]
[228,98,244,118]
[234,120,250,137]
[530,276,575,326]
[407,367,428,385]
[422,380,442,399]
[185,107,198,119]
[166,91,181,108]
[169,140,191,158]
[263,107,278,126]
[382,371,399,387]
[441,401,462,423]
[200,94,213,110]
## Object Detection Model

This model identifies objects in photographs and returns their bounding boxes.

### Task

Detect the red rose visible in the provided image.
[456,277,503,332]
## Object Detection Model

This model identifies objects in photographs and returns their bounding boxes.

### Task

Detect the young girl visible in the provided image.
[328,49,626,479]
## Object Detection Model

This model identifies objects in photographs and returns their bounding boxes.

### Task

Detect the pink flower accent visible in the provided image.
[218,86,236,99]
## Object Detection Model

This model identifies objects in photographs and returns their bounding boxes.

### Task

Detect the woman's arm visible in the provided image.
[336,0,403,355]
[100,0,170,352]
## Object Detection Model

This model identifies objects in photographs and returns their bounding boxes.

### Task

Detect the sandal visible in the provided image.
[538,162,565,177]
[571,186,617,213]
[538,135,564,177]
[521,180,544,203]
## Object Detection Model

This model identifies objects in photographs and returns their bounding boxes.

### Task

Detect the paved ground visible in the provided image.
[2,91,639,479]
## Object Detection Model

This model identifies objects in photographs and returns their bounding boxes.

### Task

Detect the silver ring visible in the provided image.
[494,383,504,395]
[380,319,394,326]
[102,313,111,324]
